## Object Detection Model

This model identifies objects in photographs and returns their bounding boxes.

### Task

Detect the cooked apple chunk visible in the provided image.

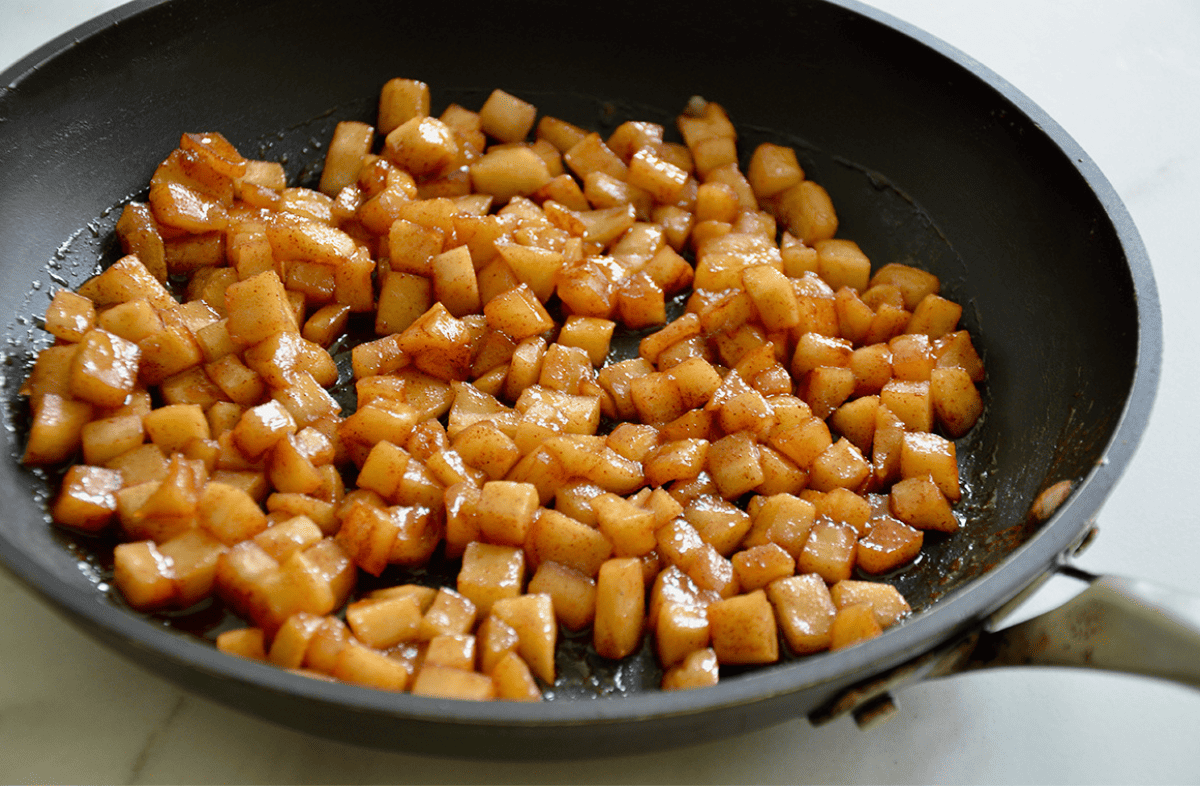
[23,84,993,700]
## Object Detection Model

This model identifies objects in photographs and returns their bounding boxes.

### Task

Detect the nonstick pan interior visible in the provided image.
[0,0,1158,758]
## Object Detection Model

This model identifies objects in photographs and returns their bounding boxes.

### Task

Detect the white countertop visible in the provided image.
[2,1,1198,783]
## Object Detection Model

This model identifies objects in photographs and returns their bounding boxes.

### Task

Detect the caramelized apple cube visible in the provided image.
[930,366,985,438]
[796,519,857,584]
[527,560,596,631]
[767,573,837,654]
[346,592,424,649]
[113,539,176,610]
[856,514,924,573]
[223,271,297,346]
[899,431,960,501]
[52,464,123,532]
[829,602,884,650]
[457,541,526,616]
[525,508,612,577]
[707,589,778,665]
[22,393,93,465]
[491,650,542,700]
[593,557,646,660]
[830,580,911,628]
[889,475,958,532]
[661,647,720,691]
[490,593,556,684]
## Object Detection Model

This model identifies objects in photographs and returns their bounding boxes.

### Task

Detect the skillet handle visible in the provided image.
[809,568,1200,729]
[961,567,1200,688]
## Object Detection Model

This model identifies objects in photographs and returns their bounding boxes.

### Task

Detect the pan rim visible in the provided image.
[0,0,1163,741]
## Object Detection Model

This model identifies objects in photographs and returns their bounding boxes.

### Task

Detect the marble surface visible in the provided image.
[2,0,1199,783]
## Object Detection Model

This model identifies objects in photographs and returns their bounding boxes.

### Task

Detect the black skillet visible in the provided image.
[0,0,1167,759]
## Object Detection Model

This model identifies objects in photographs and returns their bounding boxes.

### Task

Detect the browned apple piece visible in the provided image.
[223,271,297,347]
[731,543,795,593]
[113,539,177,610]
[490,593,556,684]
[808,437,871,493]
[661,647,720,691]
[707,589,778,665]
[457,541,526,617]
[593,557,646,661]
[796,519,857,584]
[830,579,912,628]
[69,328,141,408]
[767,573,836,654]
[930,366,985,438]
[216,628,268,661]
[52,464,123,532]
[889,475,958,532]
[900,431,960,502]
[856,514,924,574]
[23,393,93,466]
[829,602,884,650]
[491,650,542,700]
[592,492,657,557]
